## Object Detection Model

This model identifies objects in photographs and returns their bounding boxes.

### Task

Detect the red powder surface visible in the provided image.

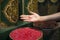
[9,27,43,40]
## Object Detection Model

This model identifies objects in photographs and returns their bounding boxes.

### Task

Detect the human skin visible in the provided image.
[20,11,60,22]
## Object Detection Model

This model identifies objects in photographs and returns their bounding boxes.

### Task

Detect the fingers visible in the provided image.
[20,15,30,19]
[20,15,33,18]
[20,15,29,17]
[20,15,31,20]
[20,15,33,22]
[20,17,30,20]
[29,11,38,15]
[20,17,32,22]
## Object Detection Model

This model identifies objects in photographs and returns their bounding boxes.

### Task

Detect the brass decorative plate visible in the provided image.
[3,0,18,23]
[51,0,58,3]
[27,0,38,13]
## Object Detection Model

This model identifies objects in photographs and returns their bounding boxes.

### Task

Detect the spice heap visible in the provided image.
[9,27,43,40]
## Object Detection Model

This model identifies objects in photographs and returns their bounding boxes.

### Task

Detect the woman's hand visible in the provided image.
[20,11,46,22]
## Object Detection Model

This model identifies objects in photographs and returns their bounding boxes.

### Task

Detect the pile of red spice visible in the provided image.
[9,27,43,40]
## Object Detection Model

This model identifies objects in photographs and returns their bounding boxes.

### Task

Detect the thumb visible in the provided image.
[29,11,38,15]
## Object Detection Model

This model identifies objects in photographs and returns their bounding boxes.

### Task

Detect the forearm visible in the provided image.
[41,12,60,21]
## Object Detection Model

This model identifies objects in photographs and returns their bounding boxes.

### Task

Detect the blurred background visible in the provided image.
[0,0,60,40]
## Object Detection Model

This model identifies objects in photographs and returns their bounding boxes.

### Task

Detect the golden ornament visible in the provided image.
[51,0,58,3]
[3,0,19,23]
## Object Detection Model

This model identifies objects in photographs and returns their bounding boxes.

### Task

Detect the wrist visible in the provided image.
[38,16,49,22]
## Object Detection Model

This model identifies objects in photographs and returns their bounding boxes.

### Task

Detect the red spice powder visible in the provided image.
[9,27,43,40]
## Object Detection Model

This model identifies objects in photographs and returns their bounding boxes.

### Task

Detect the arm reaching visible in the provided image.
[43,12,60,21]
[20,11,60,22]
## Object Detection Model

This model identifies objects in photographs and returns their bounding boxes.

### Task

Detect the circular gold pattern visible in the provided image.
[51,0,58,3]
[27,0,38,13]
[3,0,18,23]
[38,0,45,3]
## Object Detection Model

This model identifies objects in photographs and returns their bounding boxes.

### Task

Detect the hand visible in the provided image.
[20,11,46,22]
